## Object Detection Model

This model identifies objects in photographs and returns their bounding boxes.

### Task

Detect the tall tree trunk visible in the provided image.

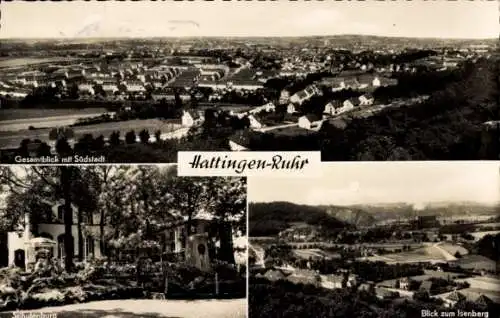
[61,167,74,272]
[100,210,105,256]
[218,221,235,264]
[77,208,84,262]
[99,168,109,258]
[184,213,193,262]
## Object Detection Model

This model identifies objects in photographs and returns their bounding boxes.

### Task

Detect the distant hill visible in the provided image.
[249,201,500,236]
[350,202,500,219]
[249,201,347,237]
[320,205,376,227]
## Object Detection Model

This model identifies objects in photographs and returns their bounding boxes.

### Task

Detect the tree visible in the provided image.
[125,130,136,144]
[168,175,209,258]
[60,167,75,270]
[154,130,162,143]
[139,129,150,144]
[109,131,121,146]
[75,134,94,154]
[205,177,247,264]
[55,138,73,157]
[37,142,52,157]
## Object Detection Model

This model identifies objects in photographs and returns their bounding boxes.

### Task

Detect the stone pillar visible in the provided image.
[186,233,211,272]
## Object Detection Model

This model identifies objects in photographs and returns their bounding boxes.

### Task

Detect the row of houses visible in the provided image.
[287,93,374,115]
[256,267,358,290]
[280,74,396,107]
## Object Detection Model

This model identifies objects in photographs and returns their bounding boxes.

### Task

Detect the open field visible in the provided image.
[437,243,469,256]
[293,248,341,260]
[470,230,500,241]
[6,298,247,318]
[0,108,109,121]
[0,108,112,131]
[476,222,500,228]
[0,118,182,149]
[363,243,462,264]
[0,57,80,68]
[267,125,315,137]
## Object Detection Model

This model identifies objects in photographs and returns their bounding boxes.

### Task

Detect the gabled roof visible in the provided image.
[296,90,308,100]
[184,109,201,119]
[326,100,343,108]
[447,291,466,302]
[347,98,361,106]
[475,294,493,305]
[303,114,322,122]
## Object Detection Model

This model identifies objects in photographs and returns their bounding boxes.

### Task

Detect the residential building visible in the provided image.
[290,85,318,105]
[343,98,361,109]
[359,93,374,106]
[7,202,108,269]
[78,82,95,95]
[181,109,203,127]
[248,115,264,130]
[124,80,146,93]
[399,277,410,290]
[324,100,354,116]
[287,103,298,114]
[279,89,291,105]
[298,114,323,130]
[102,80,118,95]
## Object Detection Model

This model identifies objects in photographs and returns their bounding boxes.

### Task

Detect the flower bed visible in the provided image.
[0,260,246,311]
[0,264,142,312]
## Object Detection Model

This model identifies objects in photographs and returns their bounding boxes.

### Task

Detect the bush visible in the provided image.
[21,289,65,309]
[0,267,23,289]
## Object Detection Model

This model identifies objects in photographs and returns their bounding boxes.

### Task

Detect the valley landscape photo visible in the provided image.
[248,163,500,318]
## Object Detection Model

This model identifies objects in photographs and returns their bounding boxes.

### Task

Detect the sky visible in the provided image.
[1,1,498,39]
[249,162,500,206]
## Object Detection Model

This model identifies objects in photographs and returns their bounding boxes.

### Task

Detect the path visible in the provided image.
[9,299,246,318]
[254,123,298,132]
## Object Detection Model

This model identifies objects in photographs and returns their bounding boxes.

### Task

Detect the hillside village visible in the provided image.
[249,201,500,316]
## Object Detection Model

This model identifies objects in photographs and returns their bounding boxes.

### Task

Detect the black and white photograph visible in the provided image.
[0,1,498,163]
[248,162,500,318]
[0,165,247,318]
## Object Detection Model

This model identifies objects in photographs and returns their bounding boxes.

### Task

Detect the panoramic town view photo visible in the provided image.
[248,163,500,317]
[0,165,247,317]
[0,1,498,163]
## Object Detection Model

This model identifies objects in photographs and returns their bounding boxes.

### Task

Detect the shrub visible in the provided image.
[63,286,87,303]
[22,289,65,309]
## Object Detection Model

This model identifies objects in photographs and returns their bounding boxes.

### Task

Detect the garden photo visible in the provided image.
[0,165,247,318]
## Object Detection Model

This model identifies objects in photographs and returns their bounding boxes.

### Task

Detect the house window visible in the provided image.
[85,237,95,259]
